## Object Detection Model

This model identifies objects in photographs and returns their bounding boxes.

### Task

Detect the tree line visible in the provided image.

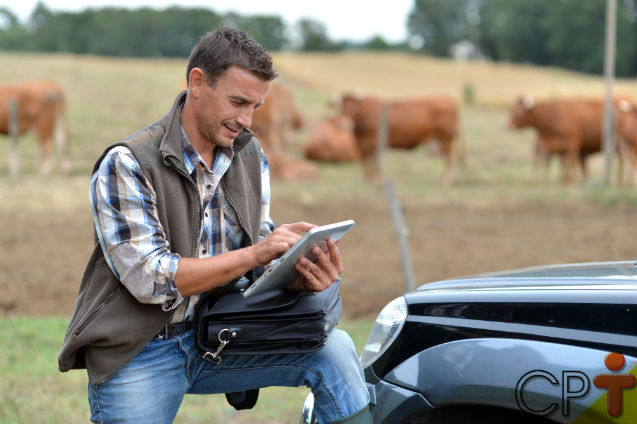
[0,1,635,77]
[409,0,637,77]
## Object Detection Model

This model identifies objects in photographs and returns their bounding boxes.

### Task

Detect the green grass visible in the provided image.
[0,316,373,424]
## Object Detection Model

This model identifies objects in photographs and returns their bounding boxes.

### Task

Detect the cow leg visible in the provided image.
[631,146,637,185]
[54,109,71,174]
[563,135,580,184]
[558,153,570,183]
[533,136,551,183]
[578,153,588,181]
[38,137,54,175]
[35,116,55,176]
[615,140,625,186]
[439,136,455,185]
[358,136,379,181]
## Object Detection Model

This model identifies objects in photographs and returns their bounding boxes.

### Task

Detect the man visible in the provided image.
[58,28,371,424]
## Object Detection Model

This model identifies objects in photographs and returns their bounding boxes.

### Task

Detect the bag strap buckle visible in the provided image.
[202,328,232,365]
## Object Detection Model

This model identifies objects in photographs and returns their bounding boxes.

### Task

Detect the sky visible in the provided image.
[4,0,414,43]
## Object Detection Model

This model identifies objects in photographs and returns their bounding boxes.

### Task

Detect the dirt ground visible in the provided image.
[1,186,635,320]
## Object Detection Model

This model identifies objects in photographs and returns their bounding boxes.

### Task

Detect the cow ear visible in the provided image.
[617,99,632,112]
[522,96,535,110]
[353,90,366,100]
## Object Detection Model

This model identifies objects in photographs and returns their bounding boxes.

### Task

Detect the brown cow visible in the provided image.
[335,93,459,184]
[509,96,627,184]
[251,82,303,152]
[267,149,319,182]
[249,82,316,180]
[0,81,70,175]
[616,99,637,183]
[303,115,360,162]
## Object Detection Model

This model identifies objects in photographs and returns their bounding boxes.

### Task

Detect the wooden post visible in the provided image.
[376,103,389,176]
[383,178,417,293]
[9,98,19,182]
[603,0,617,185]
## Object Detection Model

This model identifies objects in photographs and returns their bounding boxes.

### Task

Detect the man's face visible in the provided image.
[192,66,270,149]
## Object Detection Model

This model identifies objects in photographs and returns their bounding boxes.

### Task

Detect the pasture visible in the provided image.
[0,51,636,423]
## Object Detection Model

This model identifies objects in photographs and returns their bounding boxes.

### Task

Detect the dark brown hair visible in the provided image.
[186,28,278,86]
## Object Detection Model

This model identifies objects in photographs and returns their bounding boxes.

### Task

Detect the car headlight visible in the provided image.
[360,296,407,369]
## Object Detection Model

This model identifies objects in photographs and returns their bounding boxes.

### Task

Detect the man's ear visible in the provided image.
[188,68,206,96]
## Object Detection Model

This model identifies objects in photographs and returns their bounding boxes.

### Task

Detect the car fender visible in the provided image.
[384,337,637,422]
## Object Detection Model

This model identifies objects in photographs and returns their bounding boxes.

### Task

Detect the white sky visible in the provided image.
[5,0,414,43]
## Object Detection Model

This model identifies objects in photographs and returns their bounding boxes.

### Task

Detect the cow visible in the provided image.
[303,115,360,162]
[508,96,629,184]
[616,99,637,184]
[0,81,70,175]
[334,93,459,184]
[251,82,304,152]
[267,149,319,182]
[248,82,317,180]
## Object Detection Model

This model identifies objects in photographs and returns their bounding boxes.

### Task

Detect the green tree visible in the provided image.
[0,7,29,50]
[297,18,335,51]
[362,35,392,51]
[407,0,478,56]
[477,0,553,65]
[615,0,637,77]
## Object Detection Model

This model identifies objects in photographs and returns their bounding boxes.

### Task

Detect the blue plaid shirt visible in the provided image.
[90,129,273,322]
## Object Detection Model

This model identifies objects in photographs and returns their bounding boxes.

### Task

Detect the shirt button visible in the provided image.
[206,184,212,190]
[201,249,207,255]
[205,212,209,217]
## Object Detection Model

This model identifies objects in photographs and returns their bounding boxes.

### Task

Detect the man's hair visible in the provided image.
[186,28,278,86]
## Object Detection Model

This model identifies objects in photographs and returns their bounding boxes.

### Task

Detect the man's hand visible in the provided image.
[251,222,316,267]
[288,237,343,293]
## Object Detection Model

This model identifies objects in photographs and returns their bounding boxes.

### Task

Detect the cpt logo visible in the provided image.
[515,353,636,418]
[593,353,636,417]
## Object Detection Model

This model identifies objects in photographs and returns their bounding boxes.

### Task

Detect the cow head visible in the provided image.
[331,92,366,117]
[509,95,536,129]
[617,99,635,113]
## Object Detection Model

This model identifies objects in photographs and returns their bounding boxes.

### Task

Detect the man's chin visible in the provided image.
[214,136,236,148]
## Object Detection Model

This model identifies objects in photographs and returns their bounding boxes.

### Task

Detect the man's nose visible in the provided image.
[236,109,253,129]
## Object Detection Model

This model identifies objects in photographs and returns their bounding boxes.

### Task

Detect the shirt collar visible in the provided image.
[179,124,234,175]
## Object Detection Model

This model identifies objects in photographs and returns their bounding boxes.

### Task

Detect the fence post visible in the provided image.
[376,103,389,176]
[9,98,19,182]
[603,0,617,185]
[383,178,417,293]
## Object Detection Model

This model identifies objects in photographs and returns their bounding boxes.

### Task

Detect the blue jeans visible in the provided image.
[88,328,369,424]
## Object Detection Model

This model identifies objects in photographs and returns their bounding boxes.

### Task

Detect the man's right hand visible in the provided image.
[251,222,317,267]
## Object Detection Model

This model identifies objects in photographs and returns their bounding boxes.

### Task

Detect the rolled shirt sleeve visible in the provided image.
[90,146,183,311]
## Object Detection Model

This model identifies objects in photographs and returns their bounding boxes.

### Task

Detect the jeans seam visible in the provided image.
[177,335,194,387]
[91,384,104,424]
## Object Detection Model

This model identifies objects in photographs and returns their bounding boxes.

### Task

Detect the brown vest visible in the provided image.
[58,91,264,385]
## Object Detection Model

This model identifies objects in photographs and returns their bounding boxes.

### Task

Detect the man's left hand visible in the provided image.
[287,238,343,292]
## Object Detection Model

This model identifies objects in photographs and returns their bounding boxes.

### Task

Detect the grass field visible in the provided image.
[0,316,373,423]
[0,50,636,423]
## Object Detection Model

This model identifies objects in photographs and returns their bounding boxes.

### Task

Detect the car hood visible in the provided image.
[416,261,637,292]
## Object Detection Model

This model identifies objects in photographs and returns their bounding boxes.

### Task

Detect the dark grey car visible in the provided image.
[301,261,637,423]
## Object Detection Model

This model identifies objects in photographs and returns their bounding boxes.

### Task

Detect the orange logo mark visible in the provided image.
[593,353,636,417]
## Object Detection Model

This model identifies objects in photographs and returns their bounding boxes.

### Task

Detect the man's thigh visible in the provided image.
[88,339,189,424]
[190,329,369,421]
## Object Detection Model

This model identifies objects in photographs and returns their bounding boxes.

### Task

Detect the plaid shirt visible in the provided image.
[90,128,273,322]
